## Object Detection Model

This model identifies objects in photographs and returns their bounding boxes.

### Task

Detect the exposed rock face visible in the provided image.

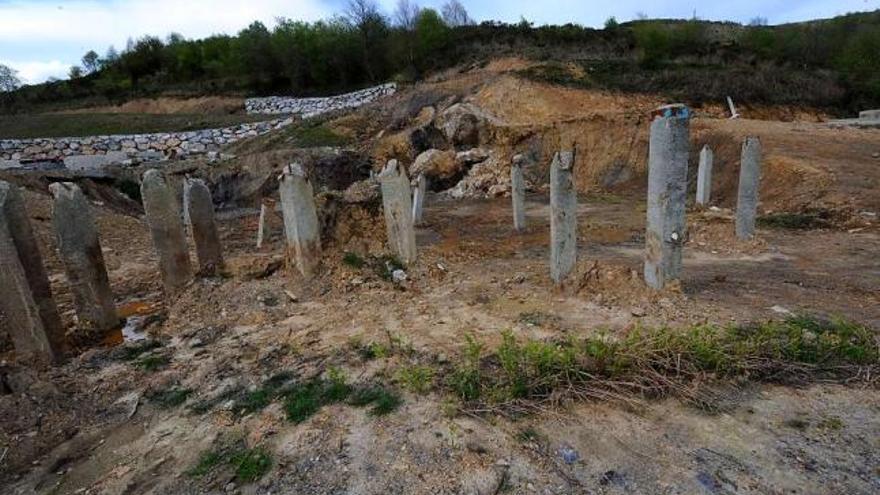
[410,149,459,181]
[436,103,498,149]
[245,83,396,116]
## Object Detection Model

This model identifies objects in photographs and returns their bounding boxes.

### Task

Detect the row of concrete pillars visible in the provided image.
[529,115,763,290]
[0,171,225,365]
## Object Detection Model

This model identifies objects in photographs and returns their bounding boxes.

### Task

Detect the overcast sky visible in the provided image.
[1,0,877,84]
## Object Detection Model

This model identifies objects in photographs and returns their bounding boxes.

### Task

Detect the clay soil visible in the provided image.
[1,61,879,494]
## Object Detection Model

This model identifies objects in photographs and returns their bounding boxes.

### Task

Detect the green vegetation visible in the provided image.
[146,387,193,408]
[758,211,832,230]
[396,365,435,395]
[118,339,162,361]
[188,443,272,483]
[342,251,367,268]
[282,121,350,148]
[282,371,403,422]
[134,354,169,371]
[6,8,880,115]
[0,113,266,139]
[439,315,877,414]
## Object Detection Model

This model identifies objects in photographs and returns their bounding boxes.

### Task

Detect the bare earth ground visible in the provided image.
[1,61,879,494]
[0,186,877,494]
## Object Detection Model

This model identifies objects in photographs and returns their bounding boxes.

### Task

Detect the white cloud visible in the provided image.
[0,0,331,83]
[1,59,70,85]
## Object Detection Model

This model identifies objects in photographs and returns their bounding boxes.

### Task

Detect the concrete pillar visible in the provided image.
[0,181,66,364]
[695,145,713,206]
[511,154,526,232]
[49,182,119,333]
[379,160,417,265]
[184,178,224,275]
[644,115,690,290]
[412,174,427,226]
[140,169,192,295]
[549,151,577,286]
[256,202,268,248]
[279,163,321,278]
[736,137,762,240]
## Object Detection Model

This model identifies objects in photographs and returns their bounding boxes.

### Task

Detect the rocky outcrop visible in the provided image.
[245,83,397,116]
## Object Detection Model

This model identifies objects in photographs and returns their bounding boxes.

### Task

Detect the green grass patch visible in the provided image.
[0,113,267,139]
[119,340,162,361]
[282,370,403,422]
[188,443,272,483]
[397,365,435,395]
[444,315,878,414]
[342,252,366,269]
[146,387,193,408]
[134,354,169,371]
[283,121,350,148]
[758,211,832,230]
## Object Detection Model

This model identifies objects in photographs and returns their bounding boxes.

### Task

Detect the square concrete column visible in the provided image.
[50,182,119,333]
[511,154,526,232]
[140,169,193,295]
[695,145,713,206]
[644,115,690,290]
[379,159,417,265]
[412,174,427,226]
[550,151,577,286]
[0,181,66,365]
[184,178,224,275]
[736,137,762,240]
[279,163,322,278]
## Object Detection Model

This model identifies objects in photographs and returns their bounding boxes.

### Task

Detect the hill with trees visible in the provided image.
[2,1,879,115]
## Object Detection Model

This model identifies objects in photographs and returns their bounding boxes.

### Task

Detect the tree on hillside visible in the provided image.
[82,50,100,74]
[120,36,165,88]
[394,0,421,30]
[345,0,389,82]
[441,0,472,27]
[69,65,83,79]
[0,64,21,92]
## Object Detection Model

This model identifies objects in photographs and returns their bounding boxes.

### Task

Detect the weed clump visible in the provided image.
[188,442,272,483]
[446,315,878,415]
[146,387,193,408]
[282,370,402,423]
[397,365,435,395]
[758,210,832,230]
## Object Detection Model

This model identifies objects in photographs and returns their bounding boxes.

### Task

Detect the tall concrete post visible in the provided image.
[736,137,762,240]
[141,169,192,295]
[644,115,690,290]
[279,163,322,278]
[49,182,119,333]
[511,154,526,232]
[184,178,224,275]
[550,151,577,286]
[256,201,268,248]
[379,160,417,265]
[0,181,66,365]
[696,145,713,206]
[412,174,427,226]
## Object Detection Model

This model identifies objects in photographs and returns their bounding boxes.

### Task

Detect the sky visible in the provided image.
[1,0,878,84]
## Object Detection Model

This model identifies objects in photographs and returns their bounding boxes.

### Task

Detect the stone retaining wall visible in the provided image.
[0,83,397,167]
[244,83,396,115]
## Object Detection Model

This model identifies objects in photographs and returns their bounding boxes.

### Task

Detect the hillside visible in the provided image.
[2,10,880,117]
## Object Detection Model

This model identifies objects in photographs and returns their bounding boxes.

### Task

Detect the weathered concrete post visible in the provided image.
[184,178,224,275]
[511,154,526,232]
[256,201,268,248]
[696,145,713,206]
[550,151,577,286]
[379,159,417,265]
[736,137,762,240]
[279,163,322,278]
[0,181,66,364]
[140,169,192,295]
[49,182,119,332]
[412,174,427,225]
[644,114,690,290]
